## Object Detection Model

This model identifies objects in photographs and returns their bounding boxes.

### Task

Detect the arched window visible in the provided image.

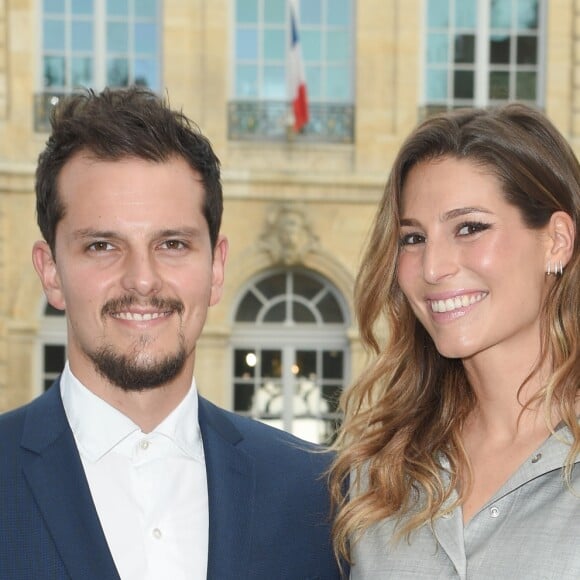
[231,268,349,444]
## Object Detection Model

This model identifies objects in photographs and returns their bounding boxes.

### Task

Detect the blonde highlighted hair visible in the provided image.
[329,104,580,561]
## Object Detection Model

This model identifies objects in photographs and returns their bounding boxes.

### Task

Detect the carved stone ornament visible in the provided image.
[259,203,319,265]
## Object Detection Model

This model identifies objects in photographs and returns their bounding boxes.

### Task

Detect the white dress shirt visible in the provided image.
[60,363,209,580]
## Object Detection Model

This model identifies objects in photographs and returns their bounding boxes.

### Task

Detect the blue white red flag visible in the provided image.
[288,0,309,132]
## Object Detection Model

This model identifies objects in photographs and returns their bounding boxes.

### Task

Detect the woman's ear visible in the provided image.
[32,241,66,311]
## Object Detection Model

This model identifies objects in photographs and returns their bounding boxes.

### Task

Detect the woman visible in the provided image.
[330,104,580,578]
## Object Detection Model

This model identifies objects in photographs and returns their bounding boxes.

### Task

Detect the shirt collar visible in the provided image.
[60,362,203,463]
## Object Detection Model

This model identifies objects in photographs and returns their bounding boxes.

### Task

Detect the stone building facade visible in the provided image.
[0,0,575,442]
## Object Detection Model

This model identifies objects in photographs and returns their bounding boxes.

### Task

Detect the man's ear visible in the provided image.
[209,235,228,307]
[545,211,575,270]
[32,241,66,311]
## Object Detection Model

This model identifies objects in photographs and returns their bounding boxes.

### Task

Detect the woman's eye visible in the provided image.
[400,232,425,246]
[457,222,491,236]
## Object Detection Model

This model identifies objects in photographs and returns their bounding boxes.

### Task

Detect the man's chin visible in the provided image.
[89,346,187,392]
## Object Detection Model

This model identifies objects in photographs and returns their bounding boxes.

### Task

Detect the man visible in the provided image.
[0,88,341,579]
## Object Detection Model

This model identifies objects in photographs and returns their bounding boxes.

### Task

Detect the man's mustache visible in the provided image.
[101,295,185,317]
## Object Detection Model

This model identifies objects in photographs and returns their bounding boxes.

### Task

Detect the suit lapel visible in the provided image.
[198,397,255,580]
[20,384,120,580]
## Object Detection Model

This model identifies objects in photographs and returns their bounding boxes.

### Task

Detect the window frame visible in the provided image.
[421,0,546,113]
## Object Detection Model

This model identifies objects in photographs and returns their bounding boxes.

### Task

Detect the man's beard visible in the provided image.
[88,339,187,391]
[89,295,187,391]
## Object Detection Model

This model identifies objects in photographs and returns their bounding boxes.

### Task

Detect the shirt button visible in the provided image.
[152,528,162,539]
[140,440,150,450]
[531,453,542,464]
[489,506,500,518]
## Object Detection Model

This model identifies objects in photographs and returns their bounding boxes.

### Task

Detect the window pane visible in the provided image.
[489,70,509,99]
[261,350,282,377]
[427,33,449,64]
[301,0,321,25]
[107,22,128,51]
[135,23,158,53]
[293,302,316,323]
[490,1,512,29]
[72,0,93,15]
[134,58,158,88]
[294,274,322,299]
[44,0,65,13]
[234,383,255,411]
[263,29,285,60]
[323,351,343,379]
[234,349,256,377]
[305,65,321,99]
[428,0,450,28]
[322,384,341,412]
[327,0,349,26]
[296,351,317,376]
[135,0,157,18]
[107,57,129,86]
[43,19,65,50]
[236,0,258,23]
[264,0,285,24]
[317,293,344,323]
[516,70,536,99]
[490,35,510,64]
[44,56,65,86]
[326,65,350,100]
[236,64,258,97]
[107,0,128,16]
[454,70,474,99]
[45,303,65,316]
[236,292,262,321]
[455,0,476,28]
[263,65,285,98]
[236,28,258,60]
[256,273,286,299]
[302,30,321,61]
[454,34,474,64]
[44,345,66,373]
[517,35,537,64]
[427,68,448,100]
[72,20,93,51]
[327,30,350,61]
[518,0,538,29]
[264,302,286,322]
[72,56,93,86]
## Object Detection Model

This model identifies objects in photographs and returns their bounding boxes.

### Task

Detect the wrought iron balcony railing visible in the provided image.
[228,100,354,143]
[36,93,355,144]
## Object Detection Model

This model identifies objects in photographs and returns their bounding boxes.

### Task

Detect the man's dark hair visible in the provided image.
[35,86,223,255]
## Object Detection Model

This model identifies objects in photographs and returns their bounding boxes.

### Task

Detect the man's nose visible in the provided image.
[120,250,163,296]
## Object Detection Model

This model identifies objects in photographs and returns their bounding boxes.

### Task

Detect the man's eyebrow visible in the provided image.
[72,229,119,240]
[399,207,493,227]
[157,227,204,238]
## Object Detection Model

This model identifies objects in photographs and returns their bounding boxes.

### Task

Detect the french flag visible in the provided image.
[288,0,309,132]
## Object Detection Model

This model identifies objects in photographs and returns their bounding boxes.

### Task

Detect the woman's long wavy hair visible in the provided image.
[329,104,580,562]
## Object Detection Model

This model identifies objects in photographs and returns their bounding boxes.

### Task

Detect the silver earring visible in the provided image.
[546,260,564,276]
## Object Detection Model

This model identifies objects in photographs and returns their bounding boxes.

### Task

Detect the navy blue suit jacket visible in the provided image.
[0,380,342,579]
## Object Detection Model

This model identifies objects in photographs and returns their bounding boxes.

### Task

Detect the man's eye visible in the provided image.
[88,241,113,251]
[162,240,186,250]
[400,233,425,246]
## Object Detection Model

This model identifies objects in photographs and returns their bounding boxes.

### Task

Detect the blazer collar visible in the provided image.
[198,397,255,580]
[20,382,120,580]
